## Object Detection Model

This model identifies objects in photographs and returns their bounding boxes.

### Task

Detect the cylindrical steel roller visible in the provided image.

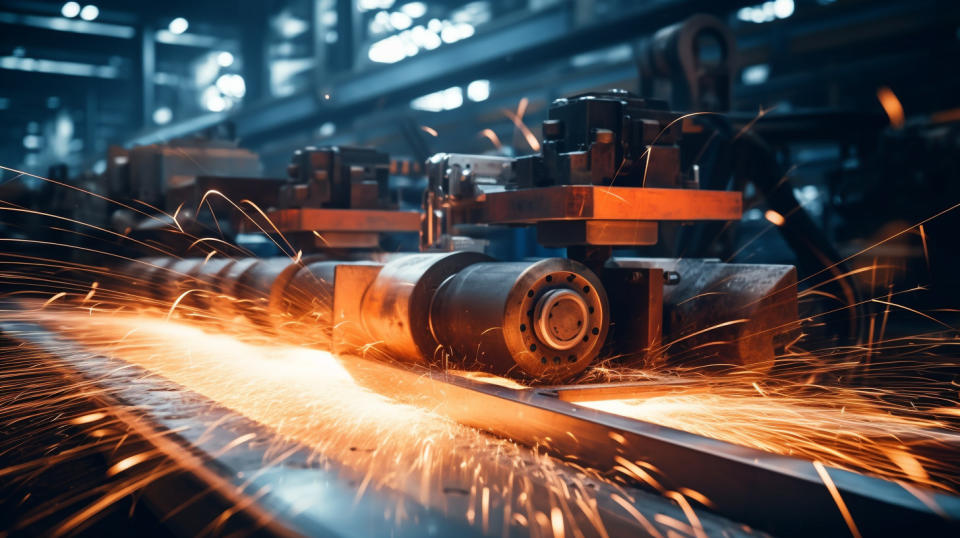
[359,251,492,364]
[430,257,609,381]
[115,253,612,382]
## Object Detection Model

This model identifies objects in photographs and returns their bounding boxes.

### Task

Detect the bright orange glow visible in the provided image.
[17,308,659,536]
[107,452,152,477]
[764,209,785,226]
[877,86,905,128]
[576,364,960,492]
[479,128,502,150]
[70,412,107,425]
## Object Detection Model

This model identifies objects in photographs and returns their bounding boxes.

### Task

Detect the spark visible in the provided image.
[877,86,905,128]
[106,452,152,477]
[70,412,107,425]
[420,125,438,137]
[764,209,785,226]
[503,98,541,152]
[813,461,863,538]
[42,291,68,308]
[919,224,930,270]
[479,128,502,149]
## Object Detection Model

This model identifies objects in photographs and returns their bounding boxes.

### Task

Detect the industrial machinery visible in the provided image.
[109,90,798,382]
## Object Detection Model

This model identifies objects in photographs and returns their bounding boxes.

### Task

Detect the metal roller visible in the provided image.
[429,257,609,381]
[358,251,492,364]
[114,253,612,382]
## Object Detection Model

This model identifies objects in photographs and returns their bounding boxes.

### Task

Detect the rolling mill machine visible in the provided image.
[118,90,798,383]
[26,89,956,538]
[4,62,960,538]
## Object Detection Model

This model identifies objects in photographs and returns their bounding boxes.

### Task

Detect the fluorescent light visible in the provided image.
[0,55,119,79]
[411,86,463,112]
[155,30,232,49]
[0,12,134,38]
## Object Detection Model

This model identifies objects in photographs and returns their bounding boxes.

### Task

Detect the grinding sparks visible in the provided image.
[3,308,704,536]
[814,461,863,538]
[877,86,905,129]
[764,209,785,226]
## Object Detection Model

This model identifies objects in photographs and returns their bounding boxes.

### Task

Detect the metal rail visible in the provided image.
[4,315,959,536]
[341,355,960,537]
[2,319,755,537]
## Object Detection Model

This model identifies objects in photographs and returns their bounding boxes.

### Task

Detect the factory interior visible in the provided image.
[2,0,960,535]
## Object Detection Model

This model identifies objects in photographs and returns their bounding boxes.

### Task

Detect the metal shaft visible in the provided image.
[118,253,611,381]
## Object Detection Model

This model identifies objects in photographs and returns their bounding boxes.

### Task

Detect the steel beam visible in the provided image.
[341,356,960,537]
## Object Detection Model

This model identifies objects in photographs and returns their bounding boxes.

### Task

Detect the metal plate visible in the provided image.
[468,186,742,224]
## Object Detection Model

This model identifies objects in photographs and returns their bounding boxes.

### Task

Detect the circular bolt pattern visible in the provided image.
[533,289,589,351]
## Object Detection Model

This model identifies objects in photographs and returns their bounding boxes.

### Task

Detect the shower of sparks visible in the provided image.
[0,306,714,537]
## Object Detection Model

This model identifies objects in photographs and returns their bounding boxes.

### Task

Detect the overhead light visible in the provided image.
[216,73,246,99]
[389,11,412,30]
[152,107,172,125]
[318,122,335,137]
[0,55,118,79]
[61,2,80,18]
[368,35,406,63]
[168,17,189,35]
[216,51,234,67]
[742,64,770,85]
[79,5,99,21]
[202,86,226,112]
[466,79,490,102]
[400,2,427,18]
[0,12,134,39]
[358,0,395,11]
[737,0,795,24]
[440,22,474,44]
[22,134,42,150]
[410,86,463,112]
